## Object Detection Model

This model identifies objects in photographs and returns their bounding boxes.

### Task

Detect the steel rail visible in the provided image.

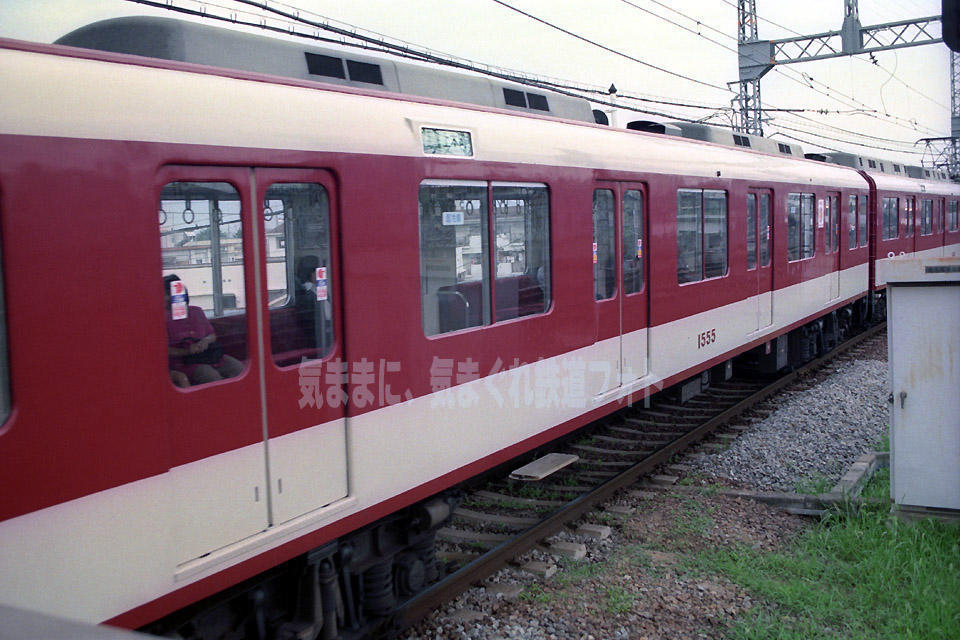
[396,322,886,630]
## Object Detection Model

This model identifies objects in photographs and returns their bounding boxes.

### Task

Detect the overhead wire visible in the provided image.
[616,0,943,141]
[486,0,733,94]
[126,0,940,159]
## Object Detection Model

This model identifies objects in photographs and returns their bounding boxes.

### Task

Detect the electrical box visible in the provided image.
[884,257,960,512]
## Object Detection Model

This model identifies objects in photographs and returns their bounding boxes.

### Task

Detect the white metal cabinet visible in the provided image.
[885,257,960,511]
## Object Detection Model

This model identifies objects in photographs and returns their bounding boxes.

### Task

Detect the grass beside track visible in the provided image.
[693,499,960,639]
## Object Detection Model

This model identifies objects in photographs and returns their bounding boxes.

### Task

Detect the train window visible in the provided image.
[848,195,857,250]
[787,193,815,260]
[419,181,490,336]
[265,184,335,366]
[920,199,933,235]
[759,193,771,266]
[622,190,644,294]
[677,190,703,283]
[826,195,839,253]
[161,182,247,388]
[0,206,8,426]
[859,195,868,246]
[746,194,757,270]
[904,199,915,238]
[824,197,833,253]
[492,184,550,321]
[881,197,899,240]
[677,189,727,283]
[949,201,959,231]
[593,190,616,300]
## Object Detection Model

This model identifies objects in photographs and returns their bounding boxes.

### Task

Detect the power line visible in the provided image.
[123,0,943,158]
[615,0,943,138]
[486,0,732,94]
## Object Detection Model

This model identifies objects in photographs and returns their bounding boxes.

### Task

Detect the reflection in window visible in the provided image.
[677,190,702,284]
[882,197,899,240]
[787,193,815,260]
[677,189,727,283]
[903,198,917,238]
[419,181,550,335]
[746,194,757,270]
[419,182,489,336]
[848,195,857,250]
[160,182,246,387]
[825,195,839,253]
[493,184,550,321]
[949,201,959,231]
[759,194,771,266]
[859,195,869,246]
[622,190,644,294]
[0,205,9,425]
[921,199,933,235]
[265,183,335,366]
[592,190,615,300]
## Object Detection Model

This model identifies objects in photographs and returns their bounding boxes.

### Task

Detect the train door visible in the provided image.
[747,190,774,330]
[827,193,841,300]
[160,167,348,565]
[160,166,271,564]
[593,182,648,395]
[620,184,648,384]
[256,168,348,526]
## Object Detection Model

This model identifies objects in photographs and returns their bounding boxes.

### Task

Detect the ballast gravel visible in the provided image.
[402,334,890,640]
[692,339,889,492]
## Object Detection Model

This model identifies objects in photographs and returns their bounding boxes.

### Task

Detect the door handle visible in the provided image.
[899,391,907,409]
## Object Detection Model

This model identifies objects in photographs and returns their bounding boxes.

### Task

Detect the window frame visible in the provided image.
[787,192,816,261]
[881,196,900,240]
[592,189,617,301]
[418,179,552,338]
[676,188,728,285]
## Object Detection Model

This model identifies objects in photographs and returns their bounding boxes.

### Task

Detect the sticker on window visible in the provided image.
[817,199,825,228]
[315,267,328,301]
[442,211,465,226]
[636,238,643,259]
[170,280,188,320]
[593,242,598,264]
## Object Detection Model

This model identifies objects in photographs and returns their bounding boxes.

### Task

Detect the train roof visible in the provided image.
[806,151,952,183]
[1,25,866,191]
[867,170,960,197]
[54,16,596,124]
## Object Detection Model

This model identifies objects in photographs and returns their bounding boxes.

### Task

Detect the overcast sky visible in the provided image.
[0,0,950,166]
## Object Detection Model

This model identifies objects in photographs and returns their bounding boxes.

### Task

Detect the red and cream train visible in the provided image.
[0,16,958,640]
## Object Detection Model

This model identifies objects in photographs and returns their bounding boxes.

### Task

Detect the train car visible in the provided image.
[866,172,960,298]
[0,15,939,640]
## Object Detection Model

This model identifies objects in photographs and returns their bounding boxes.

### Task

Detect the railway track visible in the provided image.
[395,322,887,634]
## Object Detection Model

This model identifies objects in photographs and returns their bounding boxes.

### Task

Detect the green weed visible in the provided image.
[697,502,960,640]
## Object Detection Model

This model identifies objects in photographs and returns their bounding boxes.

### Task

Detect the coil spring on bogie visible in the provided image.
[361,561,395,617]
[411,532,439,583]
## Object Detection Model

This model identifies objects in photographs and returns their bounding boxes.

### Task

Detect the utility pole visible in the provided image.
[732,0,764,135]
[733,1,944,143]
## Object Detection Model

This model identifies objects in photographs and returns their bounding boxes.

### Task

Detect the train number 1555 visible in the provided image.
[697,328,717,348]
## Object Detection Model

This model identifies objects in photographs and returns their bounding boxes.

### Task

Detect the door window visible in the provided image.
[592,189,616,300]
[622,189,644,294]
[160,182,247,388]
[264,183,335,366]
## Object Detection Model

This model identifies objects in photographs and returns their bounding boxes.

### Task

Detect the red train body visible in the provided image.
[0,17,957,640]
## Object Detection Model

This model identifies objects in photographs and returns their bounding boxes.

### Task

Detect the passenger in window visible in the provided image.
[164,274,243,386]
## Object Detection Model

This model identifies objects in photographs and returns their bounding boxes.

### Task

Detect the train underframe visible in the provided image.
[142,295,876,640]
[143,494,459,640]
